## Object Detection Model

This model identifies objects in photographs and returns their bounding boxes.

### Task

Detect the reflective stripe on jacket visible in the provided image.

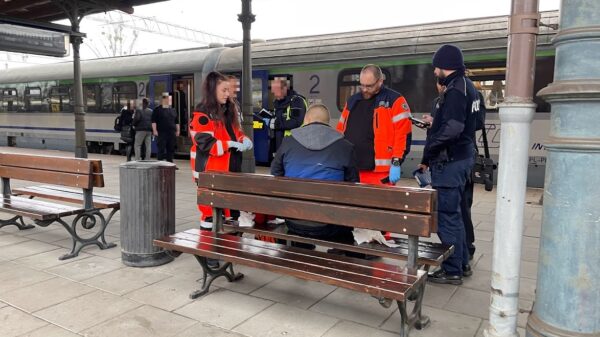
[189,110,248,180]
[283,95,308,137]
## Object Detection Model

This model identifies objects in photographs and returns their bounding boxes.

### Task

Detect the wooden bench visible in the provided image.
[155,172,448,336]
[0,152,117,260]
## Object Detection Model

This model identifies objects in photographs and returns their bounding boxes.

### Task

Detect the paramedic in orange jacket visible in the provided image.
[189,71,253,223]
[336,64,412,185]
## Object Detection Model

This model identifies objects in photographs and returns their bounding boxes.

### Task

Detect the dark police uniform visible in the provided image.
[422,70,478,277]
[272,90,307,152]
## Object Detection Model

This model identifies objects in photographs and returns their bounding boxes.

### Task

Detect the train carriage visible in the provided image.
[0,11,559,187]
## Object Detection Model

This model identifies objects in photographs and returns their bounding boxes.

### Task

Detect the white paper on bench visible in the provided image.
[352,228,401,248]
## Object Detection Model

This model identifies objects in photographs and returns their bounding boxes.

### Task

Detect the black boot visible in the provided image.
[428,269,462,285]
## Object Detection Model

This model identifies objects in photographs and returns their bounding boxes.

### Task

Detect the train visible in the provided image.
[0,11,559,187]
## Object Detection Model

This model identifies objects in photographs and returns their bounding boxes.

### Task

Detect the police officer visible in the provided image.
[269,77,307,153]
[419,45,478,285]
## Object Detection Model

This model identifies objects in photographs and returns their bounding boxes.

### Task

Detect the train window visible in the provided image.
[468,67,506,111]
[24,87,42,112]
[49,86,71,112]
[84,84,100,113]
[113,82,137,112]
[153,81,167,108]
[337,68,391,111]
[100,83,113,113]
[0,88,18,112]
[252,78,263,110]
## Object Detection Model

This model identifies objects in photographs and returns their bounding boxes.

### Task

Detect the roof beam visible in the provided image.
[0,0,52,14]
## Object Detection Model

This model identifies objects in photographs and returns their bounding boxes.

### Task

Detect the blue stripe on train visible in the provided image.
[0,125,429,145]
[0,125,113,133]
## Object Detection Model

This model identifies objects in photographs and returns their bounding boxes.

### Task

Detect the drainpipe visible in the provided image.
[484,0,539,336]
[526,0,600,336]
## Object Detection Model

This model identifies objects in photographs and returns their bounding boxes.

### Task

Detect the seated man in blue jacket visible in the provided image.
[270,103,359,245]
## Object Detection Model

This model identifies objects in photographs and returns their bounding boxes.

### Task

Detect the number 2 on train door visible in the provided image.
[310,75,320,94]
[138,82,146,98]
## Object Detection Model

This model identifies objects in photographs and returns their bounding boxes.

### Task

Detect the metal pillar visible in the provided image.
[238,0,256,173]
[484,1,539,336]
[59,0,88,158]
[526,1,600,336]
[71,29,87,158]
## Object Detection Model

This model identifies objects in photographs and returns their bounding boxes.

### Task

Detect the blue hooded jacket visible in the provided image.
[270,122,359,183]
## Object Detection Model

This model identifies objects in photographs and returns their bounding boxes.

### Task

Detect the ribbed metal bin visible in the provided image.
[120,160,176,267]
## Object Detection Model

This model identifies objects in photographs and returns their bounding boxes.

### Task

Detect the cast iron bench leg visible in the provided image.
[36,209,117,260]
[0,215,34,230]
[190,255,244,299]
[397,282,431,337]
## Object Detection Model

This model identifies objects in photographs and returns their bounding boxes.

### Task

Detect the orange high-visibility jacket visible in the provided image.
[336,86,412,172]
[189,109,249,220]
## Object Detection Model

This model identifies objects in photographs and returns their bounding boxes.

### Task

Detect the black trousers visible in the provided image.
[461,174,476,256]
[157,133,176,162]
[286,222,354,249]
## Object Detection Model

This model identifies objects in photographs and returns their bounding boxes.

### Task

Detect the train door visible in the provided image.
[148,75,173,109]
[173,77,193,154]
[173,78,193,136]
[250,70,270,165]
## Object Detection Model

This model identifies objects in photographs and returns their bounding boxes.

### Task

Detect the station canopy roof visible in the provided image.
[0,0,166,23]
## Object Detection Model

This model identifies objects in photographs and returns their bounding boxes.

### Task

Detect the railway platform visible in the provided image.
[0,147,543,337]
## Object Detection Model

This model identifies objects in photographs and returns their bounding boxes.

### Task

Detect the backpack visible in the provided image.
[113,115,122,132]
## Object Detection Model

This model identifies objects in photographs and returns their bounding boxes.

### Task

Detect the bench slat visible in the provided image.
[197,172,436,214]
[155,230,426,301]
[0,166,93,189]
[198,188,434,237]
[222,222,452,266]
[1,196,84,220]
[12,185,120,209]
[0,153,95,174]
[178,230,421,285]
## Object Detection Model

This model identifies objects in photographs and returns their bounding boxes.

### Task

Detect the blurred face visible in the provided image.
[228,78,240,96]
[216,80,230,105]
[359,71,383,99]
[270,79,288,100]
[161,96,171,107]
[434,67,444,80]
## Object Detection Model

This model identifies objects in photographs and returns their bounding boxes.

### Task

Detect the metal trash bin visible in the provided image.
[120,160,176,267]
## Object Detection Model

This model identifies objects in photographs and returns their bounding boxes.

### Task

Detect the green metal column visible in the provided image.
[526,1,600,336]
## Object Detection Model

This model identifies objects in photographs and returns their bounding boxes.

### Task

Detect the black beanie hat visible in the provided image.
[432,44,465,70]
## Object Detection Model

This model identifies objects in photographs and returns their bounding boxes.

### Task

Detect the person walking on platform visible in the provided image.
[117,101,135,161]
[271,104,359,246]
[419,44,478,285]
[269,76,307,153]
[336,64,412,186]
[133,98,153,161]
[190,71,253,223]
[152,93,179,162]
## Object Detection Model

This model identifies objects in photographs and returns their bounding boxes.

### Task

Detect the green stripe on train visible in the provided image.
[266,50,555,73]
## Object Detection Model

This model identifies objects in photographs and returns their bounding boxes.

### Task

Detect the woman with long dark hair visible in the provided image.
[190,71,253,222]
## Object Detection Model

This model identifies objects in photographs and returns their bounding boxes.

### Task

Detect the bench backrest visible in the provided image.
[0,153,104,191]
[197,172,437,238]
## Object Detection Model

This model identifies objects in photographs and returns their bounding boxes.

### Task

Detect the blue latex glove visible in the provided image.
[226,140,243,151]
[241,137,253,151]
[389,165,402,184]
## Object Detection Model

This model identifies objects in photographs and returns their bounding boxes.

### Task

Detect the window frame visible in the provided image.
[0,87,19,112]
